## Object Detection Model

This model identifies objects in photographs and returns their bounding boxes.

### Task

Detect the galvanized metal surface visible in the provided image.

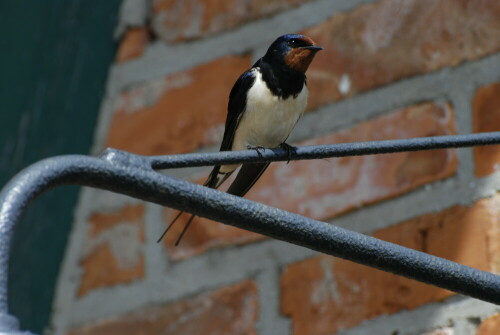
[1,132,500,334]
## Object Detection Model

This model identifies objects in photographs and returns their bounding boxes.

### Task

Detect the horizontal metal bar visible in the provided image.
[146,132,500,169]
[1,132,500,333]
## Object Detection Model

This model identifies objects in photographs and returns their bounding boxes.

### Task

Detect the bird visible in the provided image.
[158,34,323,245]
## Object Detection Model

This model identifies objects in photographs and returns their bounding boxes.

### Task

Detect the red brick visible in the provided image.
[477,314,500,335]
[473,83,500,177]
[69,281,258,335]
[116,27,149,63]
[304,0,500,109]
[106,55,252,155]
[281,195,499,335]
[152,0,311,43]
[78,205,145,296]
[486,195,500,274]
[162,101,457,261]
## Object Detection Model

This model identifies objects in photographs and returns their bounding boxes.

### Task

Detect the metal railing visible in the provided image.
[1,132,500,334]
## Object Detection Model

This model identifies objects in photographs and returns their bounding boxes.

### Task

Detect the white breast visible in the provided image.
[232,69,308,151]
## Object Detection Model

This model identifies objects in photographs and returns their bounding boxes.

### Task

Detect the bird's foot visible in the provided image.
[247,145,266,157]
[279,142,297,164]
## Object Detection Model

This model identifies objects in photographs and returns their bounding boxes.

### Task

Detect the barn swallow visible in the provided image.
[158,34,322,245]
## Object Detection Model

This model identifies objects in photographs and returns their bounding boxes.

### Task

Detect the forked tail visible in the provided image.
[157,165,232,244]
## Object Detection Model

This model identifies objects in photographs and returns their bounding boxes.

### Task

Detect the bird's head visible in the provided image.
[264,34,323,74]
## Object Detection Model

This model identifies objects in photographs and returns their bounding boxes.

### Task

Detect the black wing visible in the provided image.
[221,60,271,197]
[202,61,259,188]
[226,162,269,197]
[219,62,259,151]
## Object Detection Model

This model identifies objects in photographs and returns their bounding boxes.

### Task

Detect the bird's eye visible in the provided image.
[288,39,298,47]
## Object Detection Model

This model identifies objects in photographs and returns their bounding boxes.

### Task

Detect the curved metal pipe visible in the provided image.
[1,132,500,333]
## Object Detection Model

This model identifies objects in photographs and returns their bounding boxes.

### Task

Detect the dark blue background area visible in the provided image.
[0,1,121,332]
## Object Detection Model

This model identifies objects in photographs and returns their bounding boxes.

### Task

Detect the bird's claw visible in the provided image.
[279,142,297,164]
[247,145,266,157]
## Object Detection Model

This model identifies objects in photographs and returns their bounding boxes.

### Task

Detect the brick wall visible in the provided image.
[50,0,500,334]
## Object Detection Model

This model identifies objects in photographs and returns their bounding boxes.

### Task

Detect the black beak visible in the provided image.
[303,45,323,52]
